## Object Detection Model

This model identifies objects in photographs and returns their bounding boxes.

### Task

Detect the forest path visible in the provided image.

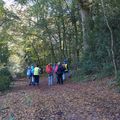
[0,77,120,120]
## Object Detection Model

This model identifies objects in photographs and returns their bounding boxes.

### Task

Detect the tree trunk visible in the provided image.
[80,8,89,51]
[78,2,89,52]
[55,18,64,60]
[72,14,80,63]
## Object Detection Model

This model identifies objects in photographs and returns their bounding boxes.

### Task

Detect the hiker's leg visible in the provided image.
[29,76,31,83]
[27,76,30,85]
[50,75,52,85]
[60,74,63,84]
[32,76,35,85]
[62,73,65,81]
[48,75,51,86]
[53,74,56,84]
[33,76,36,85]
[57,75,60,84]
[29,76,32,85]
[51,75,53,85]
[49,75,51,85]
[61,77,63,84]
[38,75,40,84]
[36,75,39,85]
[55,74,58,84]
[35,76,37,85]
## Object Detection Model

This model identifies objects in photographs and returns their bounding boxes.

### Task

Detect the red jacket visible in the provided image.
[46,64,53,74]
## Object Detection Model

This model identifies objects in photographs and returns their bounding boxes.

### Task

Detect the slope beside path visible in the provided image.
[0,77,120,120]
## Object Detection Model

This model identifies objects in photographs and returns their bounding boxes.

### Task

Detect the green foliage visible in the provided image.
[102,63,114,76]
[0,32,11,72]
[116,71,120,87]
[2,0,120,83]
[71,69,86,82]
[0,68,12,91]
[0,76,11,91]
[0,0,4,18]
[80,53,97,75]
[14,0,28,5]
[0,67,12,77]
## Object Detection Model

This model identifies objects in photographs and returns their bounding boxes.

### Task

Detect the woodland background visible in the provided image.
[0,0,120,90]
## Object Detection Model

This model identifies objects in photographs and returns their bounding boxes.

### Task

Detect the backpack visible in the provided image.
[31,66,34,74]
[64,64,68,72]
[46,65,52,74]
[56,65,64,75]
[54,65,58,73]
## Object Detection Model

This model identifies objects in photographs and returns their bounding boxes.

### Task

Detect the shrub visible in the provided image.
[79,52,98,75]
[0,76,11,91]
[116,71,120,87]
[0,67,12,91]
[101,63,114,76]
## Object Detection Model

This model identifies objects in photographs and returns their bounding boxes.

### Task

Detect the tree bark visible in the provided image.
[80,7,89,51]
[78,0,94,52]
[55,18,64,60]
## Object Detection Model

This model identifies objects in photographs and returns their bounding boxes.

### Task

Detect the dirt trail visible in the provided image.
[0,77,120,120]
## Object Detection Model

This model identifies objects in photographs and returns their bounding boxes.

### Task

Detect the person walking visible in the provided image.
[46,63,53,86]
[26,66,32,85]
[63,60,69,80]
[56,62,65,85]
[54,63,58,84]
[29,65,34,85]
[34,64,40,86]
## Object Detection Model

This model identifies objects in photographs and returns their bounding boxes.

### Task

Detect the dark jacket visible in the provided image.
[56,64,65,75]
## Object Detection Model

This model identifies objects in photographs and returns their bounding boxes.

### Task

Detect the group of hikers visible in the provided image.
[26,60,69,86]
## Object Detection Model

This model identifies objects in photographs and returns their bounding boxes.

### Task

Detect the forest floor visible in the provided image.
[0,76,120,120]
